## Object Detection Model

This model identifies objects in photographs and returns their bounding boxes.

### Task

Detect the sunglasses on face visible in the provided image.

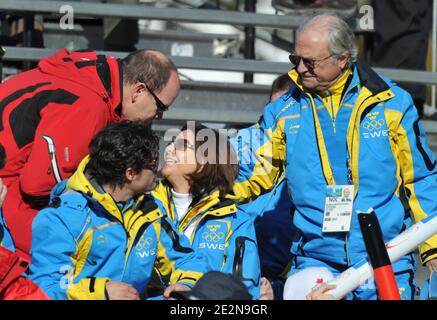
[289,53,335,71]
[144,83,169,117]
[169,137,195,151]
[144,158,159,173]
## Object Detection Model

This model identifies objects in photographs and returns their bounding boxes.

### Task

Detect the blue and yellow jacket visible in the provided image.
[152,183,261,299]
[233,61,437,267]
[29,157,205,300]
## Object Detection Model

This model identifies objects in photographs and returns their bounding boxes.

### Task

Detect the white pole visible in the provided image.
[327,211,437,299]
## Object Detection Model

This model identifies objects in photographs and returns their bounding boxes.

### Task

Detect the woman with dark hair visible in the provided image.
[152,122,261,299]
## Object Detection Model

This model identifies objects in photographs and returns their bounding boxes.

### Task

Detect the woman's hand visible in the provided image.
[105,281,140,300]
[260,277,275,300]
[164,283,191,299]
[306,283,337,300]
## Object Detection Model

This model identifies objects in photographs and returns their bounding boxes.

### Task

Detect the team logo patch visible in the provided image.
[135,235,156,258]
[362,111,388,139]
[199,223,226,250]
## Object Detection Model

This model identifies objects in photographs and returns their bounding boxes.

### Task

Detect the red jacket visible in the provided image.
[0,246,49,300]
[0,49,123,257]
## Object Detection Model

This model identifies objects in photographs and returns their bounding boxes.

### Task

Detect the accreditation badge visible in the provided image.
[322,185,354,233]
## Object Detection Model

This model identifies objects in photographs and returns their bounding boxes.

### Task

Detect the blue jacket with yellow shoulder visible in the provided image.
[152,182,261,299]
[29,156,205,300]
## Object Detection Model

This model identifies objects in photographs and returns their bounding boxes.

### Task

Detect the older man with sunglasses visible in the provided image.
[0,48,180,259]
[233,13,437,299]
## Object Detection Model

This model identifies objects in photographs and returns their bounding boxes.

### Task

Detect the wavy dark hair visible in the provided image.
[87,120,159,187]
[178,123,238,198]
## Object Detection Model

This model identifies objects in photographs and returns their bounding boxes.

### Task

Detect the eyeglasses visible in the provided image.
[144,83,169,118]
[144,158,159,173]
[289,53,335,71]
[170,137,195,151]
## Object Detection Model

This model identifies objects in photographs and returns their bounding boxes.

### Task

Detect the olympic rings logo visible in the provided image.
[362,119,385,131]
[135,236,153,250]
[202,231,225,242]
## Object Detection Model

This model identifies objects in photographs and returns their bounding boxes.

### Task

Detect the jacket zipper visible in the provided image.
[120,207,135,279]
[179,198,220,233]
[234,238,245,277]
[344,233,351,266]
[329,96,336,133]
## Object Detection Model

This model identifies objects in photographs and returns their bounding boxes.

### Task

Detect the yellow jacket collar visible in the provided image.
[319,68,352,97]
[288,68,303,92]
[288,66,394,106]
[152,182,236,223]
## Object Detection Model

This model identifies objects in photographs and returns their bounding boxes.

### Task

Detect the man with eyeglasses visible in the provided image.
[29,121,206,300]
[0,48,180,259]
[233,13,437,299]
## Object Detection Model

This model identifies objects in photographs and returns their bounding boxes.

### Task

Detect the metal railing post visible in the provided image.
[22,14,34,70]
[0,46,5,82]
[244,0,256,83]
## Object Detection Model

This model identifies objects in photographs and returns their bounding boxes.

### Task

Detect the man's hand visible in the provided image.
[306,283,337,300]
[259,277,274,300]
[0,178,7,207]
[163,283,190,300]
[426,258,437,273]
[105,281,140,300]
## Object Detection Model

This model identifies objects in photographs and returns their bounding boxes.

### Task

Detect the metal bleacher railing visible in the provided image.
[0,0,307,29]
[1,0,437,139]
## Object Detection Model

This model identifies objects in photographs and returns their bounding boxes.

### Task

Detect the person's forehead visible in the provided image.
[180,129,195,141]
[295,28,330,56]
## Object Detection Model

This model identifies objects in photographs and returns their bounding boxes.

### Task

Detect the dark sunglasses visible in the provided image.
[144,83,169,117]
[289,53,335,71]
[144,158,159,173]
[168,137,195,151]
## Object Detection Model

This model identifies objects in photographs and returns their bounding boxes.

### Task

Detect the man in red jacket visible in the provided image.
[0,48,181,258]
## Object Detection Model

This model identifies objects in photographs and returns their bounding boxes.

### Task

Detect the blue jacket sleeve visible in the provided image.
[222,210,261,299]
[231,99,288,203]
[30,208,77,300]
[30,208,109,300]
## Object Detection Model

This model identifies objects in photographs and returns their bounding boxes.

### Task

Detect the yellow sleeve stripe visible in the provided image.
[384,109,403,197]
[66,277,109,300]
[71,228,94,278]
[396,123,437,263]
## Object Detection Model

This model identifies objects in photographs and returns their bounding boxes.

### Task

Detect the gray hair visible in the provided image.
[296,13,358,68]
